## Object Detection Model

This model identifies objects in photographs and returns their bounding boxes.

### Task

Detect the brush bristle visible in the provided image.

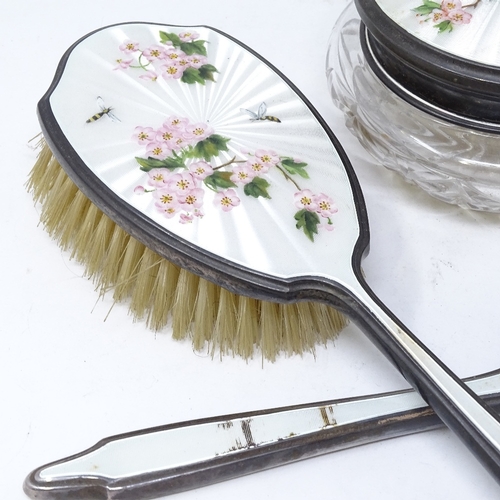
[27,140,349,360]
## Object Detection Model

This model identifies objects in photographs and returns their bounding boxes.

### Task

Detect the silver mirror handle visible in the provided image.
[24,369,500,499]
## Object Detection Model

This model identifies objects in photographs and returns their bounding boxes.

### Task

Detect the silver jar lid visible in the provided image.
[355,0,500,131]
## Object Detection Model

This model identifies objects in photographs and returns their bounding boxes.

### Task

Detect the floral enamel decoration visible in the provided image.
[133,115,337,241]
[114,30,218,84]
[413,0,481,32]
[107,29,338,241]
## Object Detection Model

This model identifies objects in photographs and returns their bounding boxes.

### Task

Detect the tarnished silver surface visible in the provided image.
[24,369,500,498]
[327,2,500,212]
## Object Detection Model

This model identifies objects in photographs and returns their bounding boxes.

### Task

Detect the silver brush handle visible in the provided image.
[24,368,500,499]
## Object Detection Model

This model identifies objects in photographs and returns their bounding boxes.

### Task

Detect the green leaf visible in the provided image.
[412,5,435,14]
[135,156,185,172]
[294,209,320,242]
[188,134,231,161]
[200,63,217,72]
[204,171,237,191]
[243,177,271,199]
[159,31,181,47]
[413,0,440,13]
[280,157,309,179]
[180,40,208,56]
[207,134,230,151]
[198,64,218,82]
[180,67,206,85]
[436,20,453,32]
[194,140,218,161]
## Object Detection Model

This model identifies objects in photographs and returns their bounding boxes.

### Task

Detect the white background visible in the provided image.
[3,1,500,499]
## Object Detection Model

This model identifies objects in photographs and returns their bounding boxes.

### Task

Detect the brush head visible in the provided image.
[31,23,369,359]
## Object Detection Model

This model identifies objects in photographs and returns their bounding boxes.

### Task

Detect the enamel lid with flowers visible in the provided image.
[354,0,500,129]
[374,0,500,66]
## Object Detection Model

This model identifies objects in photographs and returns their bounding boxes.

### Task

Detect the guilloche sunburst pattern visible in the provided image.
[48,23,361,281]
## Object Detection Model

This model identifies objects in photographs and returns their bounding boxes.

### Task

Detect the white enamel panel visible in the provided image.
[48,23,361,285]
[375,0,500,66]
[39,370,500,480]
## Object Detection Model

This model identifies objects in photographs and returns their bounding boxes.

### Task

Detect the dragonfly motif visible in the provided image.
[86,96,120,123]
[240,102,280,123]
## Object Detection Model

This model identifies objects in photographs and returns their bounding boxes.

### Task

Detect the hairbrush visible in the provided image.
[27,22,500,487]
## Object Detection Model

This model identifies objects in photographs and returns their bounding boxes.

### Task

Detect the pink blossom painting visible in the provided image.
[413,0,481,32]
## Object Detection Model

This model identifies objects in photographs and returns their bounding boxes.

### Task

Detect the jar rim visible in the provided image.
[355,0,500,129]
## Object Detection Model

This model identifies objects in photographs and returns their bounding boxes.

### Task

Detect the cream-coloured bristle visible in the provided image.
[171,269,199,340]
[84,213,119,278]
[40,170,81,239]
[26,145,62,204]
[71,203,105,263]
[234,296,260,359]
[97,224,132,290]
[211,287,238,357]
[129,248,162,321]
[310,302,348,345]
[281,304,302,356]
[112,236,148,301]
[294,303,314,354]
[147,258,180,331]
[259,301,282,362]
[27,140,350,360]
[192,279,219,351]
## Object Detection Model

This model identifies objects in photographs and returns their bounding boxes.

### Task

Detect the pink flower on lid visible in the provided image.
[179,30,200,42]
[230,165,256,185]
[431,9,447,22]
[147,168,171,187]
[139,71,159,82]
[167,135,190,151]
[161,63,184,80]
[153,187,176,206]
[114,58,133,70]
[184,122,214,142]
[159,205,180,219]
[214,189,241,212]
[189,161,214,180]
[146,141,171,160]
[180,213,194,224]
[143,45,167,61]
[153,188,180,219]
[132,126,155,145]
[447,8,472,24]
[156,126,178,143]
[176,56,192,69]
[255,149,279,168]
[178,188,205,210]
[119,40,140,53]
[246,159,269,175]
[314,193,338,218]
[168,172,198,194]
[425,1,473,28]
[164,116,189,130]
[187,55,207,69]
[441,0,461,12]
[294,189,318,211]
[164,49,187,62]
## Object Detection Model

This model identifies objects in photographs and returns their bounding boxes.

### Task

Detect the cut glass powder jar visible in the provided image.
[327,0,500,212]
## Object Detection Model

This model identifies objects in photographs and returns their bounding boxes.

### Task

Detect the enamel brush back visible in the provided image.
[39,22,368,301]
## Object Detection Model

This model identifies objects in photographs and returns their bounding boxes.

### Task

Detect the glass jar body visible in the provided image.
[326,2,500,212]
